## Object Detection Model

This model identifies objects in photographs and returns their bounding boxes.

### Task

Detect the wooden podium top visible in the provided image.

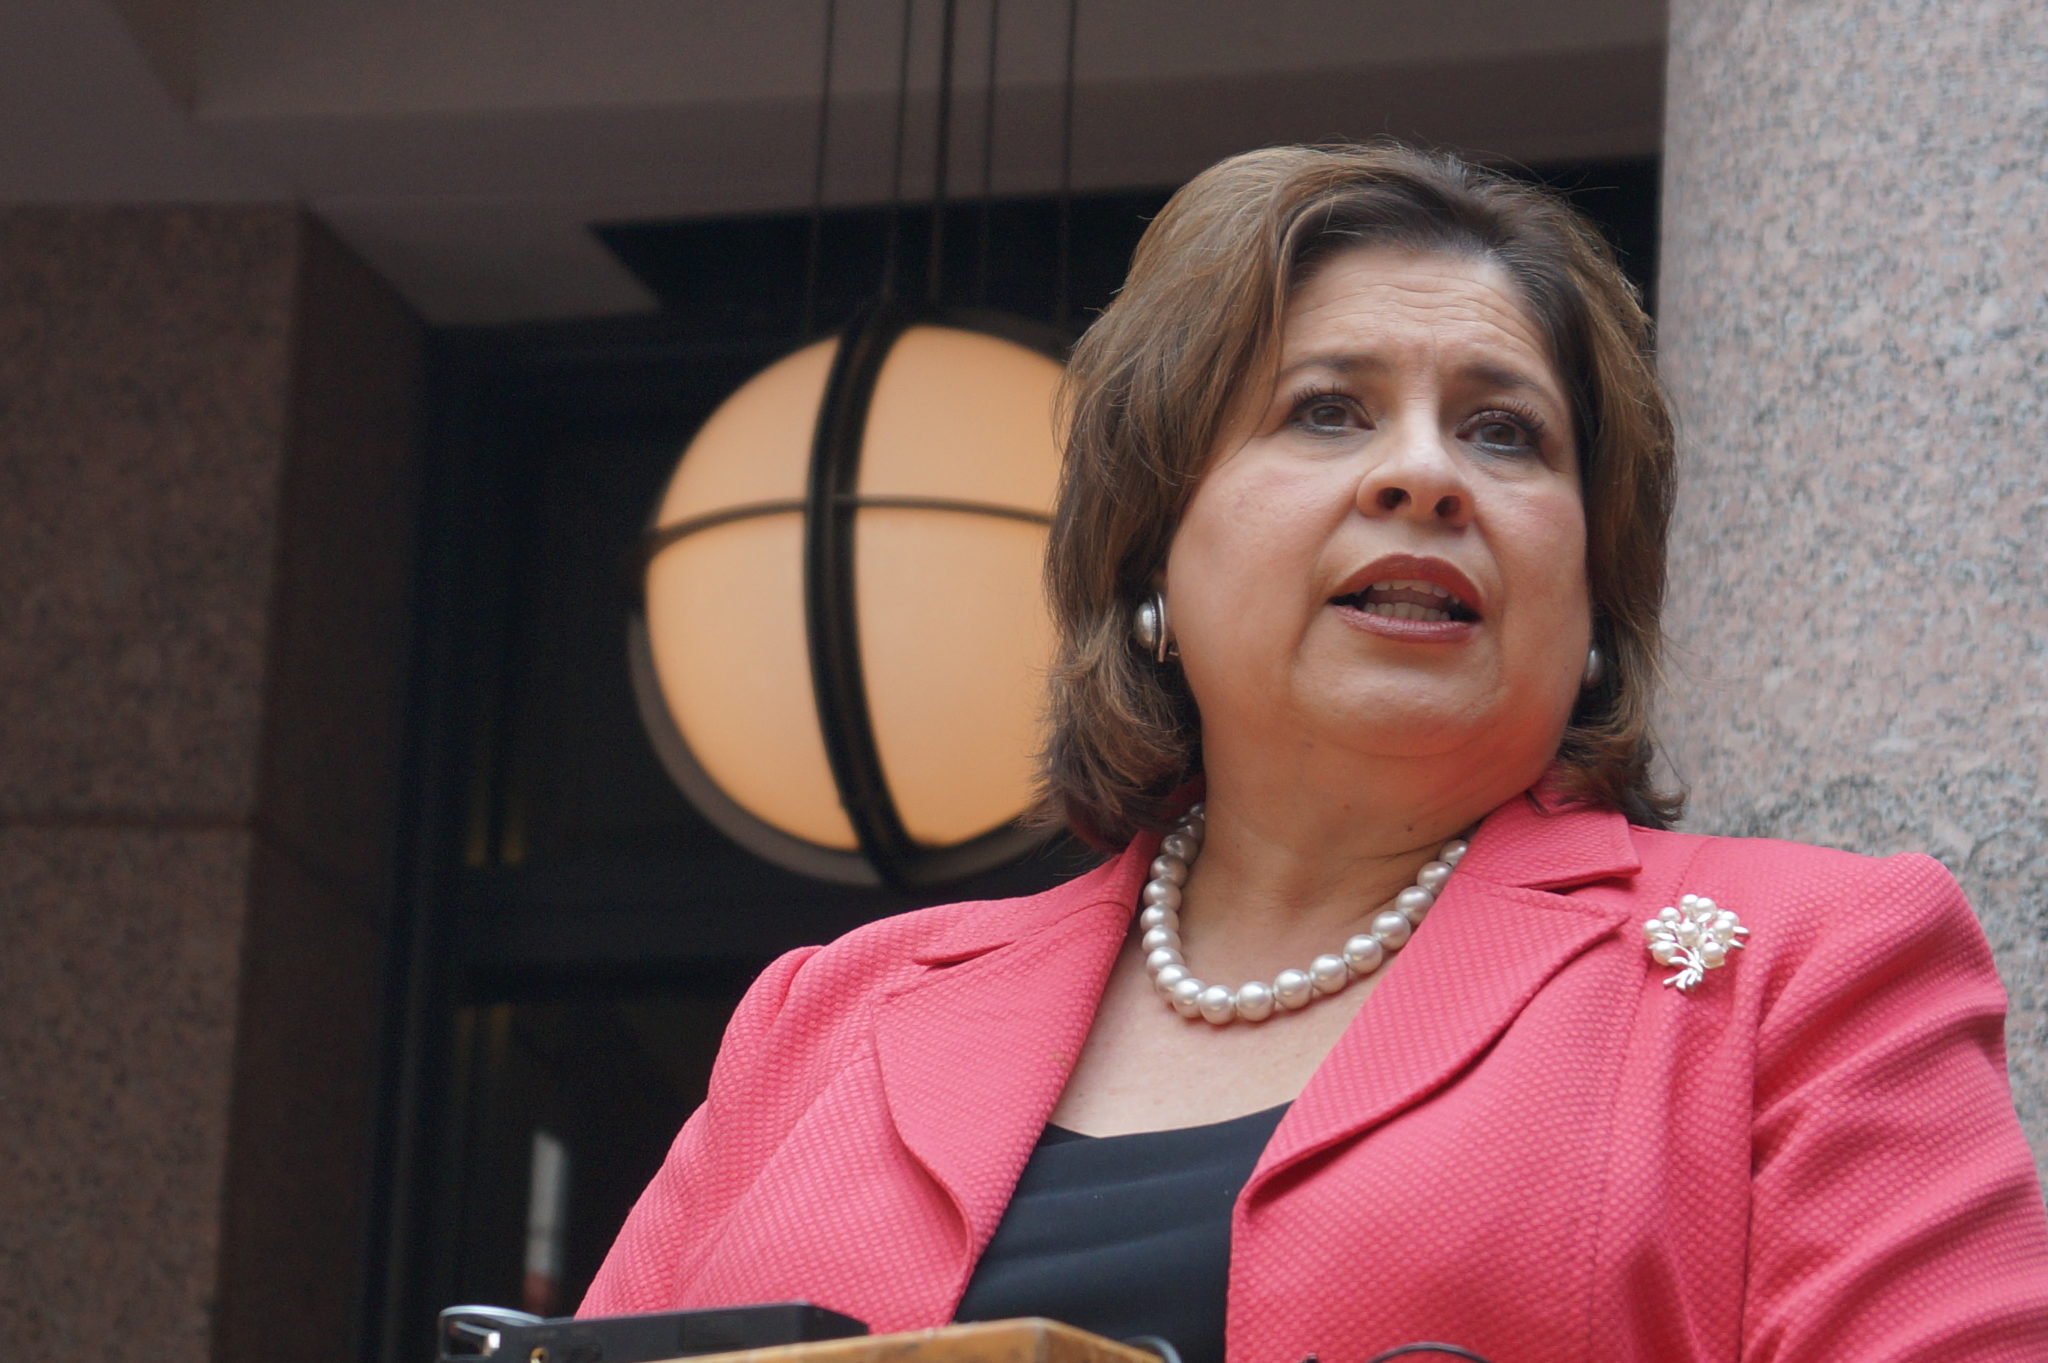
[658,1319,1158,1363]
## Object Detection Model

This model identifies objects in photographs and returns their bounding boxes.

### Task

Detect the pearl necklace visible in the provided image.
[1140,804,1469,1025]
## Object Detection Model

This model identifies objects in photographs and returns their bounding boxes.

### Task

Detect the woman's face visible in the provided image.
[1163,245,1591,790]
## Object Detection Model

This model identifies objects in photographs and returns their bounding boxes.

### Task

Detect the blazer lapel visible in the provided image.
[871,839,1154,1294]
[867,793,1641,1294]
[1249,795,1641,1189]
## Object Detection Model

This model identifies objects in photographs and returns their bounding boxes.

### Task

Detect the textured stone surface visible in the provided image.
[214,834,387,1363]
[0,206,423,1363]
[0,206,300,818]
[1659,0,2048,1181]
[252,221,424,903]
[0,826,249,1363]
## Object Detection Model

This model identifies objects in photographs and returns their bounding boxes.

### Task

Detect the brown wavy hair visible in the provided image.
[1036,142,1682,845]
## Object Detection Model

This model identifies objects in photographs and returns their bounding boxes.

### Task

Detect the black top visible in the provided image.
[952,1103,1291,1363]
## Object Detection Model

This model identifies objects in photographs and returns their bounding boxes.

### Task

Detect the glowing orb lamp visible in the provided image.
[629,305,1065,888]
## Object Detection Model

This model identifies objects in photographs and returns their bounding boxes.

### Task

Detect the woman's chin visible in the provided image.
[1308,691,1503,758]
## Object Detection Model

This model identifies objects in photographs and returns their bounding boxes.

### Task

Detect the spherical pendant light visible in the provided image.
[629,304,1065,888]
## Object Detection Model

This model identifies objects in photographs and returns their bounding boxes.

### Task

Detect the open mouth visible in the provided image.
[1330,578,1480,623]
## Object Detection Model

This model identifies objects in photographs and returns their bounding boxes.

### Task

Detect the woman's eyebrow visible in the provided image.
[1460,360,1567,409]
[1273,352,1562,407]
[1272,351,1389,384]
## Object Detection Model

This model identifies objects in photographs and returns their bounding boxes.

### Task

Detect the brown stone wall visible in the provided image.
[0,207,423,1362]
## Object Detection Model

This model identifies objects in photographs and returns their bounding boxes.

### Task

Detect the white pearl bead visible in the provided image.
[1342,934,1385,975]
[1188,802,1205,817]
[1132,803,1461,1024]
[1309,954,1349,994]
[1643,918,1667,941]
[1273,969,1314,1010]
[1651,941,1680,965]
[1700,941,1728,968]
[1142,880,1182,910]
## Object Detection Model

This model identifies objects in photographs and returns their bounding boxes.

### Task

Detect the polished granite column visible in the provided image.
[0,209,423,1361]
[1658,0,2047,1176]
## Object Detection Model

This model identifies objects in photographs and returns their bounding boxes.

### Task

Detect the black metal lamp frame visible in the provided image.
[629,301,1067,890]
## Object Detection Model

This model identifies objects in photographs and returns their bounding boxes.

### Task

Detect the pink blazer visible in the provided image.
[582,793,2048,1361]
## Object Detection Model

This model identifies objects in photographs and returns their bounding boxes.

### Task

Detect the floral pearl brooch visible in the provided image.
[1644,894,1749,993]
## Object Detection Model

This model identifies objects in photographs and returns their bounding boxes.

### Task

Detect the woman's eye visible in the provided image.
[1467,414,1539,452]
[1293,396,1362,431]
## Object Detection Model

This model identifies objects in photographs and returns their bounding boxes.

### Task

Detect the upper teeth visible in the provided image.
[1371,579,1451,598]
[1360,601,1449,620]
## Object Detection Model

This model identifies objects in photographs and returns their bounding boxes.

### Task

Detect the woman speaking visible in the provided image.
[582,144,2048,1362]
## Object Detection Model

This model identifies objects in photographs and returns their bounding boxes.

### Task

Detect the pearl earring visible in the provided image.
[1132,591,1177,663]
[1583,644,1606,690]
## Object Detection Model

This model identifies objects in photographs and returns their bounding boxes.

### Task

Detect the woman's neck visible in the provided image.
[1171,738,1531,976]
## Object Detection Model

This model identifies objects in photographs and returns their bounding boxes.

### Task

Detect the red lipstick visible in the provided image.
[1327,554,1483,643]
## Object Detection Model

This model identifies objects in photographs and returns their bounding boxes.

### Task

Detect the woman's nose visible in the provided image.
[1354,420,1471,526]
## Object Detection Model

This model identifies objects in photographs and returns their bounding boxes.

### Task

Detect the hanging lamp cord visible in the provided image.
[926,0,958,303]
[1054,0,1078,332]
[975,0,1000,305]
[799,0,837,340]
[880,0,914,301]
